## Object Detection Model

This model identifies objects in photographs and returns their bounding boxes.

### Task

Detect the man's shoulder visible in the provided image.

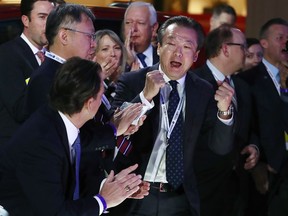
[187,69,213,88]
[30,58,61,82]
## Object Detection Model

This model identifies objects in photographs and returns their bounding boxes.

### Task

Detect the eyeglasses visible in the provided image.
[64,27,96,41]
[226,42,247,51]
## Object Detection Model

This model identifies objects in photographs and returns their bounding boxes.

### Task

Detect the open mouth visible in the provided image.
[170,61,182,68]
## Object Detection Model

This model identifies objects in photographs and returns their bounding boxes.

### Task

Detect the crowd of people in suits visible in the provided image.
[0,0,287,216]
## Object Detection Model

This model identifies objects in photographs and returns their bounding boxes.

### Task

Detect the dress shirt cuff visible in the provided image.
[139,91,154,109]
[217,112,234,125]
[249,144,260,156]
[94,194,107,215]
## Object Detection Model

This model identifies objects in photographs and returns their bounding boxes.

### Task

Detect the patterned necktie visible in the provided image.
[166,80,184,189]
[137,53,147,68]
[72,134,81,200]
[36,51,45,63]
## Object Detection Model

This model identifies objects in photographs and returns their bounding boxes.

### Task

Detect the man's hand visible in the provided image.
[143,70,166,102]
[215,81,234,113]
[125,28,137,66]
[111,103,144,136]
[100,164,144,209]
[241,145,259,170]
[94,56,119,79]
[124,115,146,136]
[129,181,150,199]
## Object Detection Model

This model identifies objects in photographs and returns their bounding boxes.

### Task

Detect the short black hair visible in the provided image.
[246,37,260,49]
[212,3,236,20]
[45,3,95,46]
[205,24,233,58]
[20,0,55,17]
[259,18,288,39]
[49,57,102,115]
[157,15,205,51]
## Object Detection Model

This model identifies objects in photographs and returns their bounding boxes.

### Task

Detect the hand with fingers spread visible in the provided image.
[111,103,144,136]
[215,81,235,118]
[100,164,146,209]
[143,70,166,102]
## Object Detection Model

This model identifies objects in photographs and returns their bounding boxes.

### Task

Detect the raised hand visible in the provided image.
[143,70,166,102]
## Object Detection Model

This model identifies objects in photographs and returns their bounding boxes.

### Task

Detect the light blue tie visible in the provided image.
[72,134,81,200]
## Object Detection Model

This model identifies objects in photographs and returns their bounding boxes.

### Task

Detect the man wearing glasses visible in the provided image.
[194,25,259,216]
[26,3,144,198]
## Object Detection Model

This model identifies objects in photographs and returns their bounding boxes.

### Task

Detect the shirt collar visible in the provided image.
[262,58,279,77]
[206,59,227,81]
[158,64,186,87]
[58,111,79,148]
[21,33,43,55]
[142,44,153,62]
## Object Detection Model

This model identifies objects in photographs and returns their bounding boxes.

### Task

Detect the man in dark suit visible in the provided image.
[0,57,149,216]
[240,18,288,216]
[0,0,55,145]
[111,16,235,216]
[194,25,259,216]
[123,1,159,69]
[26,3,144,196]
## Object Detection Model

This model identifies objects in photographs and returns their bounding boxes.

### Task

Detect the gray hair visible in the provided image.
[124,1,157,26]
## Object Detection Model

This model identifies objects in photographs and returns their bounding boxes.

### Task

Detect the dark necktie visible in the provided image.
[36,51,45,63]
[72,134,81,200]
[224,76,237,109]
[166,80,184,189]
[137,53,147,67]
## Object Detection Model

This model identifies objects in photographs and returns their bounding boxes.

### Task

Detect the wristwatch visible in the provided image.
[218,105,233,116]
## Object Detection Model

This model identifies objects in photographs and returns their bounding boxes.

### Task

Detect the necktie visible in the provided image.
[224,76,237,110]
[36,51,45,63]
[166,80,184,189]
[116,135,132,156]
[72,134,81,200]
[137,53,147,68]
[276,72,281,84]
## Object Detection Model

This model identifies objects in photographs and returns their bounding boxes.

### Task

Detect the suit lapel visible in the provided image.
[183,73,200,147]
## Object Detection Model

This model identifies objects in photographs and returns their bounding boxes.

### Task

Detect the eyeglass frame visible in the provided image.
[225,42,247,51]
[63,27,96,41]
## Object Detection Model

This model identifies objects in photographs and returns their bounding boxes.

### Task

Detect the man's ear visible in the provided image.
[59,28,69,45]
[21,15,29,28]
[221,44,230,57]
[152,22,159,37]
[260,39,268,49]
[193,50,200,62]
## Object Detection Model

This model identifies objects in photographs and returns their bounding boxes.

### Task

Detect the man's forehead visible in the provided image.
[165,32,196,44]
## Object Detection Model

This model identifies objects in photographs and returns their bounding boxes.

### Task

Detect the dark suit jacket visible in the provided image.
[112,64,234,215]
[194,64,257,215]
[151,46,159,65]
[26,57,116,195]
[0,36,39,145]
[240,62,288,172]
[0,105,101,215]
[26,57,61,115]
